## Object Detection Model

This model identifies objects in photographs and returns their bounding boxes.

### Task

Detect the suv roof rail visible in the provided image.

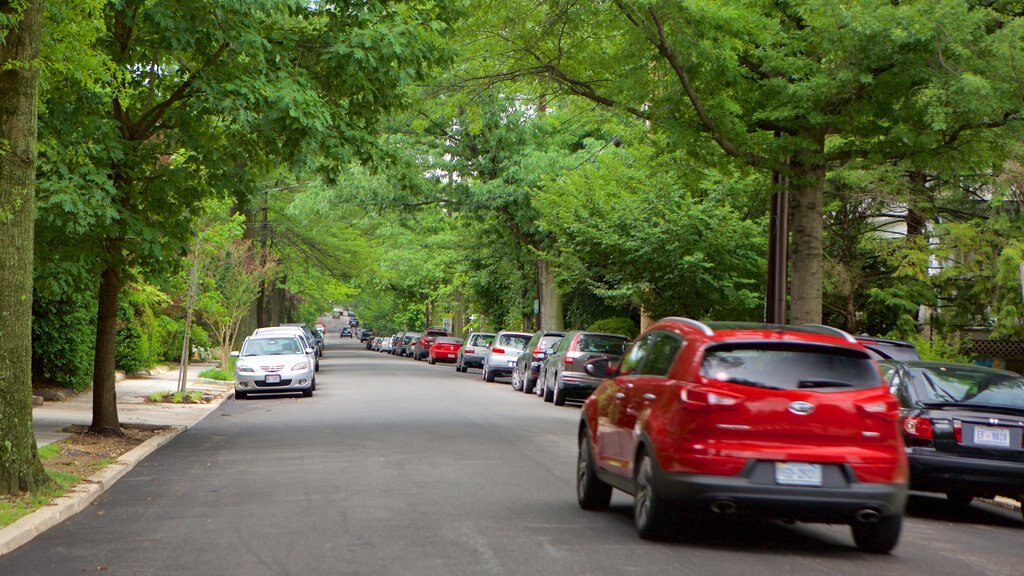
[801,324,857,344]
[664,317,714,337]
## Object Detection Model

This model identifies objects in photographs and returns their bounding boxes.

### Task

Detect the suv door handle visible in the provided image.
[642,393,656,401]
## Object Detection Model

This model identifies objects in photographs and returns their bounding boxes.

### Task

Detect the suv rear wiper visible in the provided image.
[798,379,854,389]
[726,377,783,390]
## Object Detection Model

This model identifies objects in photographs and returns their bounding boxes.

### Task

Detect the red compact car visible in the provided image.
[428,337,463,365]
[577,318,908,552]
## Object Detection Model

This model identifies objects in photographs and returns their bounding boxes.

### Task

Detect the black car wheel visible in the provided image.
[850,513,902,554]
[634,452,670,540]
[543,382,554,403]
[484,365,496,382]
[511,370,523,391]
[577,432,612,511]
[553,383,567,406]
[428,356,435,365]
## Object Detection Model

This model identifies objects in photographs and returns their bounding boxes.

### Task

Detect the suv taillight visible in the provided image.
[532,349,543,359]
[680,387,743,411]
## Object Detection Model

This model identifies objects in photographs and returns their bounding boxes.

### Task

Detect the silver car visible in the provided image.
[456,332,495,372]
[481,331,532,382]
[232,335,316,399]
[254,326,319,372]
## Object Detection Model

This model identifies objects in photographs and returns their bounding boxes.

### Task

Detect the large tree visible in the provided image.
[36,1,458,434]
[0,0,47,494]
[464,0,1024,323]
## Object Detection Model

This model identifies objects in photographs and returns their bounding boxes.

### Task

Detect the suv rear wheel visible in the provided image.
[850,513,902,553]
[634,452,671,540]
[511,370,524,391]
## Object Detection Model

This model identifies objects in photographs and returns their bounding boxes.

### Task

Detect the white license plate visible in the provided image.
[508,361,517,367]
[775,462,823,486]
[264,374,281,384]
[974,426,1011,447]
[447,353,456,358]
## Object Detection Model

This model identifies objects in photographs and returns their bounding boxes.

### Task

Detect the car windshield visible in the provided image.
[577,334,628,354]
[498,334,530,349]
[700,343,881,391]
[241,338,302,357]
[910,365,1024,409]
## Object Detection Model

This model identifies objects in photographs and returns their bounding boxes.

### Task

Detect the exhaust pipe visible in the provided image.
[854,509,881,523]
[710,500,737,514]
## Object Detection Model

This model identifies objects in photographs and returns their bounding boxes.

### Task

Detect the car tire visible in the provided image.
[428,357,435,365]
[577,432,612,511]
[851,513,902,554]
[523,375,535,395]
[543,382,554,403]
[634,452,671,540]
[553,384,567,406]
[235,391,246,400]
[511,370,523,391]
[302,387,313,398]
[484,365,496,382]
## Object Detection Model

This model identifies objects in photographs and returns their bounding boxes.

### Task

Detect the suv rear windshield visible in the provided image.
[700,343,881,391]
[497,334,530,349]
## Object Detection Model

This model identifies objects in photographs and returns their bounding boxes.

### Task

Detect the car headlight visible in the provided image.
[237,364,255,373]
[292,361,310,371]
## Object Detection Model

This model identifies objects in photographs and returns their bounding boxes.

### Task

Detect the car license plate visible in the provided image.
[447,353,456,358]
[775,462,822,486]
[264,374,280,384]
[974,426,1011,447]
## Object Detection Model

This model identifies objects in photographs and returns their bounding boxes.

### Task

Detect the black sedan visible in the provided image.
[881,360,1024,517]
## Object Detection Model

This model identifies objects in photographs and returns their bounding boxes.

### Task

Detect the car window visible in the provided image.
[619,335,651,376]
[471,334,494,347]
[554,335,573,354]
[701,343,881,391]
[909,365,1024,409]
[635,332,682,376]
[577,334,628,355]
[539,335,563,350]
[498,334,530,349]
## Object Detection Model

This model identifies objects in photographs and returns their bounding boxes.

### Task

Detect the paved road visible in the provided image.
[3,326,1022,575]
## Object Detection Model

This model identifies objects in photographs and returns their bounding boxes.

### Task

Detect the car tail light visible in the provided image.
[953,419,963,443]
[680,387,743,411]
[903,417,933,440]
[564,356,573,365]
[491,347,505,354]
[465,347,475,354]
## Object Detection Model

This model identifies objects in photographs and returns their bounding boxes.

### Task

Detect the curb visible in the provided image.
[0,391,232,557]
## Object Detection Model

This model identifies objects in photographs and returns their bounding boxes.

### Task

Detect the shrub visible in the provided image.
[587,317,639,339]
[115,299,149,374]
[32,291,97,391]
[198,368,233,381]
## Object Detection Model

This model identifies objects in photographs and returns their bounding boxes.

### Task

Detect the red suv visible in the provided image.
[413,328,449,361]
[577,318,908,552]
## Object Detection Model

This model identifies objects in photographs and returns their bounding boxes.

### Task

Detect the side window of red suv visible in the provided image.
[635,332,683,376]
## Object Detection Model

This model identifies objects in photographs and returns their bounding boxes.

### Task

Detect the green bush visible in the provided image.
[115,299,149,374]
[152,315,211,363]
[587,317,639,339]
[32,291,97,391]
[198,368,233,381]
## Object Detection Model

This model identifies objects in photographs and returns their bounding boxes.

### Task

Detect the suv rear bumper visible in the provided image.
[651,460,907,523]
[908,449,1024,496]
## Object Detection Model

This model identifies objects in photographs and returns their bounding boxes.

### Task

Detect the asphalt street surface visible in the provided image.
[3,324,1023,576]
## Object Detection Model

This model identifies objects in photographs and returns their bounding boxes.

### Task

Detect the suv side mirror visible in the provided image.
[585,357,618,378]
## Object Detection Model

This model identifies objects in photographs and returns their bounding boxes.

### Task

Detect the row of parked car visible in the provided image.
[372,317,1024,553]
[230,323,325,400]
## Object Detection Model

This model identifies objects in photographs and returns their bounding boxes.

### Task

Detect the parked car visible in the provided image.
[380,336,394,353]
[856,336,920,361]
[363,330,377,349]
[399,332,421,357]
[537,330,629,405]
[481,331,532,382]
[231,334,315,399]
[390,332,407,355]
[511,330,565,394]
[413,329,449,361]
[429,337,463,365]
[456,332,495,372]
[253,326,319,372]
[577,318,908,552]
[341,327,353,338]
[280,323,322,357]
[880,359,1024,518]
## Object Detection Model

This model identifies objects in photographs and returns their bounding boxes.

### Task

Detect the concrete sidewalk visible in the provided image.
[33,363,232,447]
[0,364,234,557]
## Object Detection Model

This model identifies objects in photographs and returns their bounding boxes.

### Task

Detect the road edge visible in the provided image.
[0,392,232,557]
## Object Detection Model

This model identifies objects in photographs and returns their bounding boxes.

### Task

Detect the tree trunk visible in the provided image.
[91,246,123,435]
[788,141,826,325]
[538,258,563,329]
[0,0,47,495]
